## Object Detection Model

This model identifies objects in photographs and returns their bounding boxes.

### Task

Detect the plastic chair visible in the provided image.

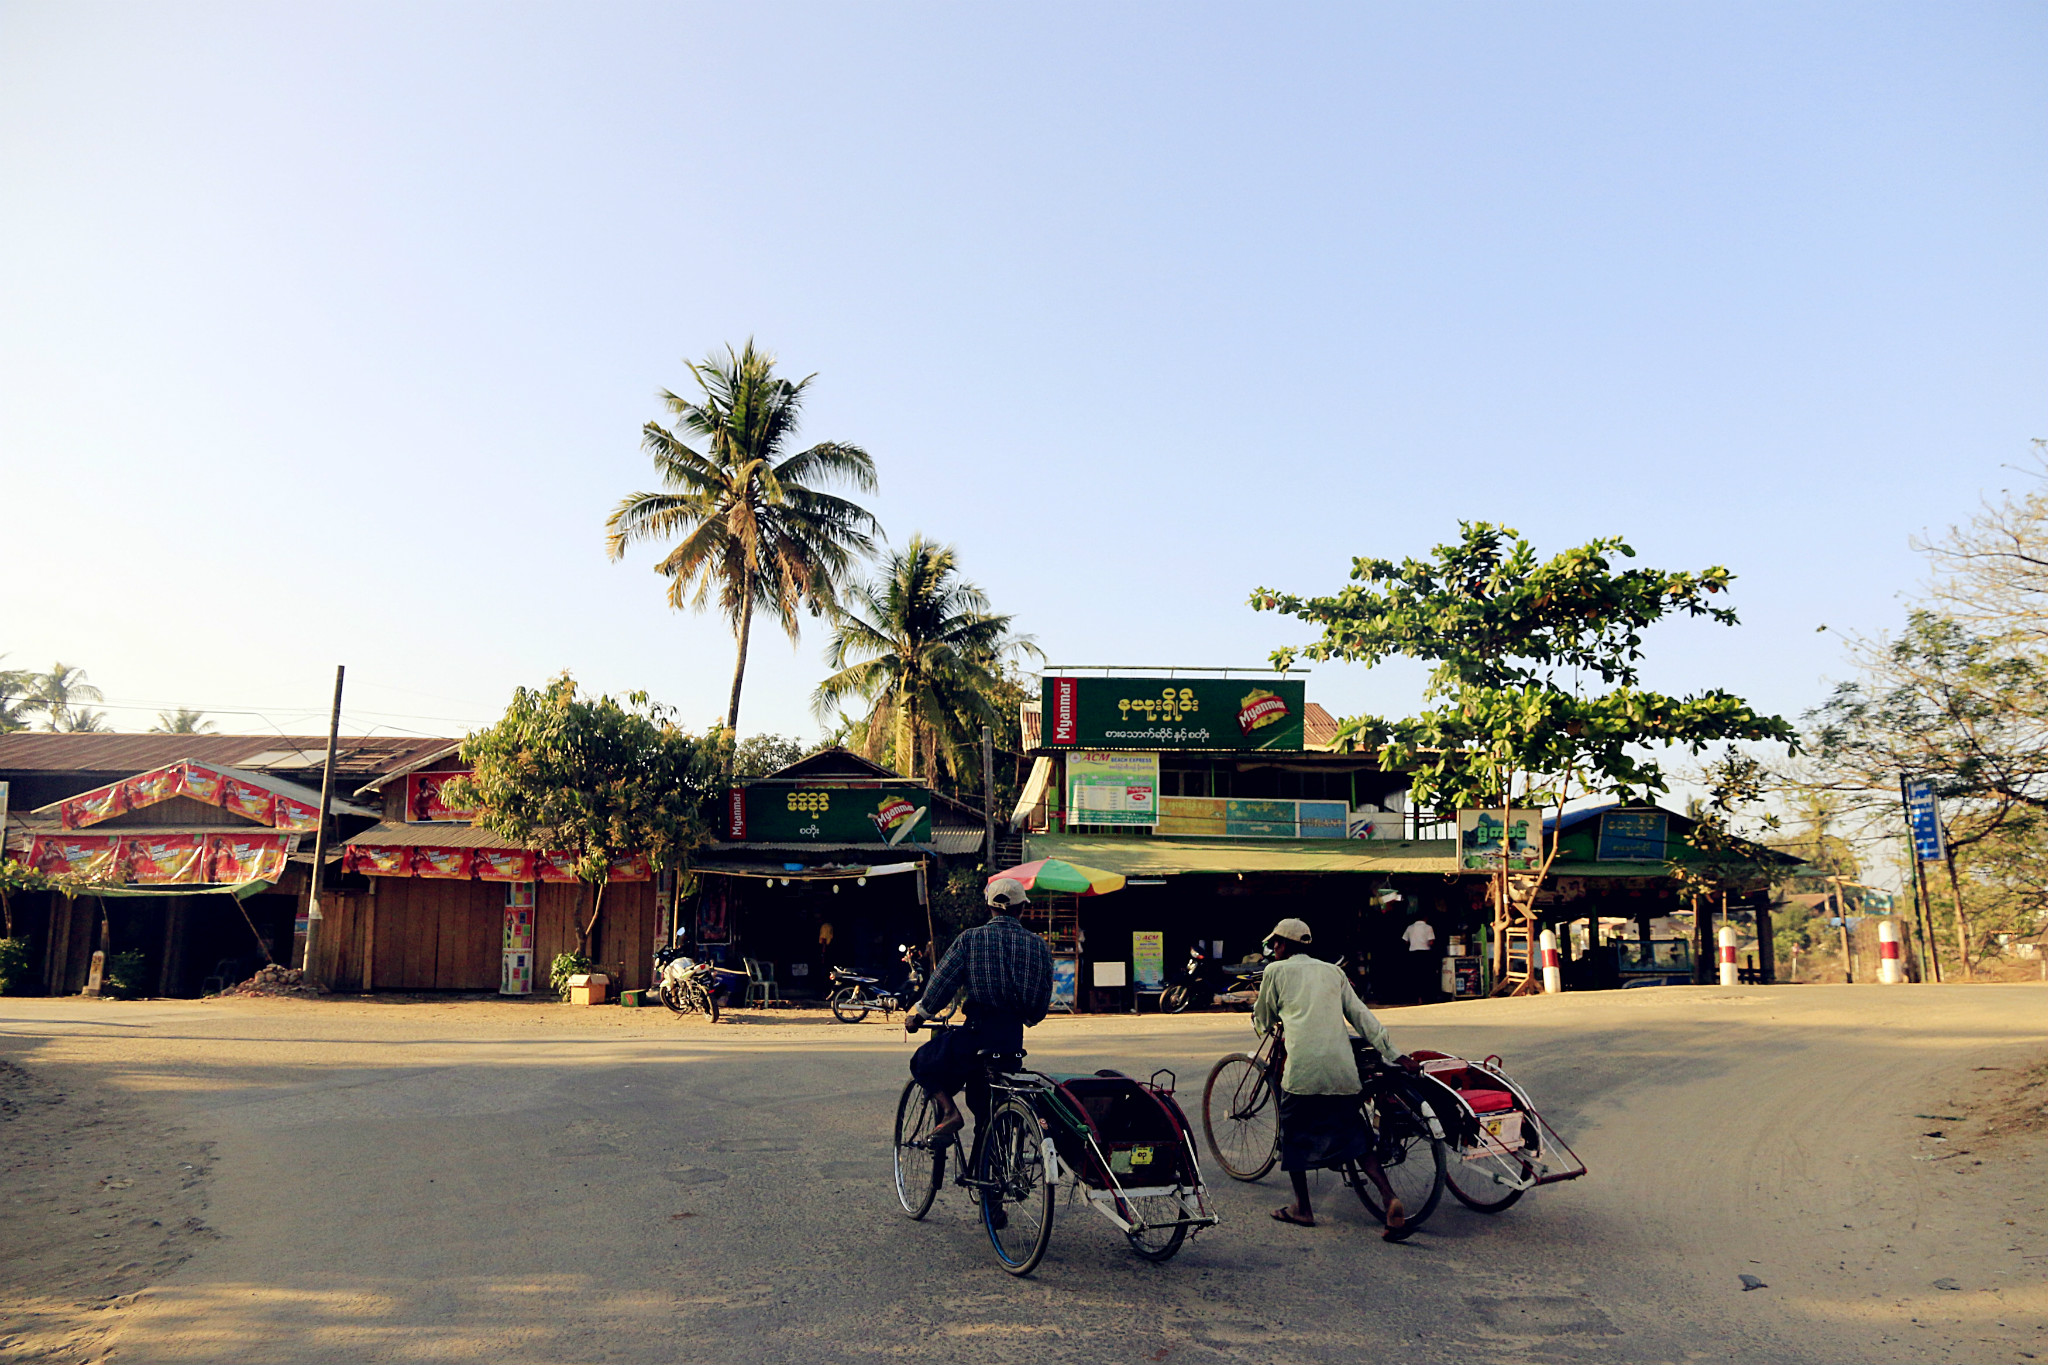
[743,958,783,1008]
[201,958,243,995]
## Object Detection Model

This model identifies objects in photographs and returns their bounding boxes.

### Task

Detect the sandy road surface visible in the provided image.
[2,985,2044,1365]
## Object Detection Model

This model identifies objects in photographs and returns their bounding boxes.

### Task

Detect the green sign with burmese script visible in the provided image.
[1041,677,1305,751]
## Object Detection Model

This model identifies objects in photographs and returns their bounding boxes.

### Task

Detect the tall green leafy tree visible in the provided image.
[444,675,722,955]
[605,341,880,741]
[1255,523,1794,983]
[812,536,1038,786]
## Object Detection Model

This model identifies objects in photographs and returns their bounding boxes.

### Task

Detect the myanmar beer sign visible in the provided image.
[1041,677,1305,751]
[728,782,933,845]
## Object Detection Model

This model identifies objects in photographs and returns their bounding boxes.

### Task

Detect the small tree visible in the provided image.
[445,675,722,957]
[1255,522,1796,988]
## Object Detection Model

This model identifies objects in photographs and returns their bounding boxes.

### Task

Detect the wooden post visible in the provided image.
[980,726,996,870]
[299,665,345,976]
[363,882,377,993]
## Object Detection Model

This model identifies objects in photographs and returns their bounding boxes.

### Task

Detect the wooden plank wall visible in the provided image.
[324,876,659,992]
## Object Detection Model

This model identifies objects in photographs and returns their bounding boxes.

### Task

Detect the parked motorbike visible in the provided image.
[1161,944,1230,1013]
[652,944,728,1022]
[827,943,927,1024]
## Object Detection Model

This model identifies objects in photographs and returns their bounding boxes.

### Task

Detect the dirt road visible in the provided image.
[2,985,2043,1364]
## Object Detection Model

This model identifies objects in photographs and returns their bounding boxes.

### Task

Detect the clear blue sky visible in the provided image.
[2,3,2042,746]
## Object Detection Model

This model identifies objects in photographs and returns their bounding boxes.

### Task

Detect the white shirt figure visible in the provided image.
[1401,919,1436,953]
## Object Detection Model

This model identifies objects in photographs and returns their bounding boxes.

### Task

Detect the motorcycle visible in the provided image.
[1160,944,1230,1013]
[827,943,927,1024]
[652,944,733,1022]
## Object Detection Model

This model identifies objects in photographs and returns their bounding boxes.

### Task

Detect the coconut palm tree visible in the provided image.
[27,664,105,732]
[152,708,214,734]
[813,537,1039,784]
[605,341,880,740]
[0,660,39,734]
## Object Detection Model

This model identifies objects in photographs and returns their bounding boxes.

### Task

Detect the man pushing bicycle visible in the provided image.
[904,877,1054,1142]
[1255,916,1420,1237]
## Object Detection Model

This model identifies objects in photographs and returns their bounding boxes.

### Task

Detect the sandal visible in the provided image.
[1271,1206,1316,1227]
[1381,1196,1410,1242]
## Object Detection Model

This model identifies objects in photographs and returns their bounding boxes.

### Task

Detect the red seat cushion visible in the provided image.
[1461,1088,1516,1114]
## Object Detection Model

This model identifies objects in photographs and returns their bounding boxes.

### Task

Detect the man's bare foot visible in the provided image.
[1381,1195,1409,1241]
[1271,1205,1315,1227]
[930,1111,964,1141]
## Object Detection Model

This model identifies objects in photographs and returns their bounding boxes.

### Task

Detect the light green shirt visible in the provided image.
[1252,953,1397,1096]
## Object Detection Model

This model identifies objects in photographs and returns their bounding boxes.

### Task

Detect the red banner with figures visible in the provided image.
[412,847,474,879]
[220,778,276,825]
[204,833,287,885]
[536,849,582,883]
[124,833,207,884]
[29,834,121,880]
[472,848,537,882]
[272,796,321,831]
[122,766,180,813]
[607,853,652,882]
[405,771,478,823]
[59,783,128,830]
[344,844,413,877]
[175,762,226,805]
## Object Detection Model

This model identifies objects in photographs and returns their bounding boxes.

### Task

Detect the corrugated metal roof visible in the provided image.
[1303,703,1341,750]
[1026,832,1459,876]
[0,733,455,776]
[340,821,520,849]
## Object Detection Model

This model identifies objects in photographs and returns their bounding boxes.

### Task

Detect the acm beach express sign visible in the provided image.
[1041,677,1305,751]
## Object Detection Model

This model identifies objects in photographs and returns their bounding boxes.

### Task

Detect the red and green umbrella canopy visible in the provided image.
[989,858,1126,897]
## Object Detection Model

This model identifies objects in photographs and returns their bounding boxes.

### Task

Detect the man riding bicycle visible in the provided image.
[1254,916,1420,1237]
[904,877,1054,1142]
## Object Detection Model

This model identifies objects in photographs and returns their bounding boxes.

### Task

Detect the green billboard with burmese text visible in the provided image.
[1041,677,1305,751]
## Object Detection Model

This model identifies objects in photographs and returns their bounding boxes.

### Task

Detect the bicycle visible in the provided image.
[892,1020,1218,1275]
[1201,1030,1449,1235]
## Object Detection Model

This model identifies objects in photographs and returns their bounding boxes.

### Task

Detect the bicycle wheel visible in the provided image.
[978,1099,1055,1275]
[694,983,719,1023]
[1119,1191,1189,1262]
[830,987,870,1024]
[1445,1112,1537,1213]
[892,1080,944,1219]
[659,981,693,1015]
[1161,985,1190,1014]
[1202,1054,1279,1182]
[1352,1088,1447,1233]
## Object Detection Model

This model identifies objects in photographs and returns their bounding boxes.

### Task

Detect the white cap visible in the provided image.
[985,877,1029,909]
[1265,917,1312,946]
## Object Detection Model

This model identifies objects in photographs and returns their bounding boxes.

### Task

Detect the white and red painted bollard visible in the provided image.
[1717,925,1740,987]
[1539,929,1563,994]
[1877,918,1905,985]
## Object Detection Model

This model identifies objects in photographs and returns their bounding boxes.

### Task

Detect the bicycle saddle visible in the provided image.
[978,1049,1026,1071]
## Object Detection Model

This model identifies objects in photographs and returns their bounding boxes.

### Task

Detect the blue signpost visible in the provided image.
[1898,776,1944,982]
[1903,779,1945,862]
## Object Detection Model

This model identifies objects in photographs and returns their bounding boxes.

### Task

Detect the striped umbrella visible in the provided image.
[988,858,1126,896]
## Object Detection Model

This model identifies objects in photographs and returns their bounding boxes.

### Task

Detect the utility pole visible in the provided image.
[980,726,996,870]
[299,666,345,976]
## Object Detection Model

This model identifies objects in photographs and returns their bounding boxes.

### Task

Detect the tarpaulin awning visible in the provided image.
[1025,833,1459,876]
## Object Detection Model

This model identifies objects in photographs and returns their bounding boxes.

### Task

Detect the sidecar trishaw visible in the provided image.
[1411,1050,1588,1212]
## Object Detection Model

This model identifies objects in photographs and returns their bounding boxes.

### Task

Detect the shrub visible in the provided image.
[549,950,593,1001]
[102,949,149,999]
[0,938,31,996]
